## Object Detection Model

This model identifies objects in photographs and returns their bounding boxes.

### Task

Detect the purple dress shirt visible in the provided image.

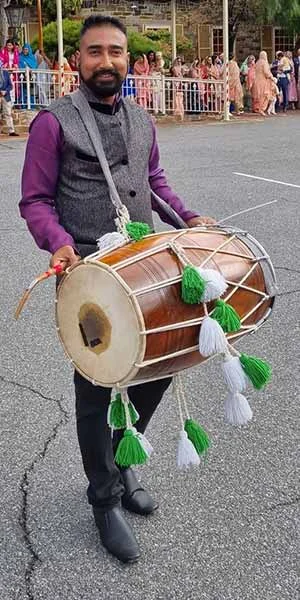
[20,111,198,254]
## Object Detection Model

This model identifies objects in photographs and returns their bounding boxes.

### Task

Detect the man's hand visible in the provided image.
[186,216,217,227]
[50,245,80,270]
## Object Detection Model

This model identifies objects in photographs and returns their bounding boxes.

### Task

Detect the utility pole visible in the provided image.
[171,0,176,63]
[223,0,230,121]
[56,0,64,95]
[37,0,43,52]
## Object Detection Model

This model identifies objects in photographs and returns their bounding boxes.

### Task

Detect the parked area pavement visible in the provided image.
[0,115,299,600]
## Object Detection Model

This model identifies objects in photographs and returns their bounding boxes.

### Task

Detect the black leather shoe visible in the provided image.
[93,505,140,563]
[121,467,159,515]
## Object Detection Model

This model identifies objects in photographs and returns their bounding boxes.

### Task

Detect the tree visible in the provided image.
[31,18,82,57]
[0,0,8,48]
[42,0,82,23]
[227,0,262,54]
[262,0,300,35]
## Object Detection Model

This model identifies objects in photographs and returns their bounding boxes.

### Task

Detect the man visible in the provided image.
[20,15,215,563]
[0,60,19,137]
[276,51,291,113]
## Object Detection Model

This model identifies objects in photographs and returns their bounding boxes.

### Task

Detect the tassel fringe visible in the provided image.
[96,231,127,252]
[239,353,272,390]
[125,221,152,241]
[181,265,206,304]
[211,299,241,333]
[224,392,253,426]
[177,430,200,469]
[197,268,227,302]
[199,315,228,357]
[115,428,149,467]
[222,354,248,392]
[184,418,210,455]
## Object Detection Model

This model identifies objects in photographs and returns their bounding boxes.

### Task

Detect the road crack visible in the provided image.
[0,374,69,600]
[267,495,300,512]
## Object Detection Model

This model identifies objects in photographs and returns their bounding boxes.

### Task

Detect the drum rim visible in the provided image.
[55,260,147,387]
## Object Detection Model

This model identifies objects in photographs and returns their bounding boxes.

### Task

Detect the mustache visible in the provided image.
[92,69,120,79]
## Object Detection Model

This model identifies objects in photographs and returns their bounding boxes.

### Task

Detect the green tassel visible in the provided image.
[211,299,241,333]
[181,265,206,304]
[125,221,152,241]
[108,393,139,429]
[239,353,272,390]
[184,419,210,455]
[115,429,149,467]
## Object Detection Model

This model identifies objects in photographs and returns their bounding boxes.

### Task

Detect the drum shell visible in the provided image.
[56,229,274,386]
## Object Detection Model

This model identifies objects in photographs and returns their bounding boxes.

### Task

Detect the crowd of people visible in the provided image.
[1,36,300,132]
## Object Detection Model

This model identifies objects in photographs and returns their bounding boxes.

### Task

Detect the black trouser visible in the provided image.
[75,371,172,510]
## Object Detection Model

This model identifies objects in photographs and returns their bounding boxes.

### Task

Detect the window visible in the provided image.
[274,28,295,53]
[213,27,223,55]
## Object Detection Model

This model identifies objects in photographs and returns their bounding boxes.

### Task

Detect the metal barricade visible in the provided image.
[7,69,223,115]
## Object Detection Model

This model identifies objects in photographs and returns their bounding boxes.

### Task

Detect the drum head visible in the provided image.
[56,262,145,386]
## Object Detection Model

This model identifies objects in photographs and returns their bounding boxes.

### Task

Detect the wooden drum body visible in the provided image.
[56,227,276,387]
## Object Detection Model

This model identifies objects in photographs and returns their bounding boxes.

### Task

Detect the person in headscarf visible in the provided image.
[0,59,18,136]
[228,54,244,114]
[286,51,297,109]
[251,51,273,116]
[170,57,184,120]
[133,54,150,109]
[19,43,38,70]
[240,55,256,111]
[35,49,52,105]
[18,44,38,107]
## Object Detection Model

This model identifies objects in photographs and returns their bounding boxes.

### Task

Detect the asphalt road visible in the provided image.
[0,114,299,600]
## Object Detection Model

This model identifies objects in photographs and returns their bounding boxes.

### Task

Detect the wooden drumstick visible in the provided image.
[15,264,63,320]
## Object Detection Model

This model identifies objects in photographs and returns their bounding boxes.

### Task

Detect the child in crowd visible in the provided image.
[267,78,280,115]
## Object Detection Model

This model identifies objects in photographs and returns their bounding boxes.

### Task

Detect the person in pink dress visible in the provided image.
[170,57,184,120]
[0,39,19,69]
[251,51,273,116]
[0,39,19,104]
[133,54,149,109]
[228,55,244,114]
[286,51,298,109]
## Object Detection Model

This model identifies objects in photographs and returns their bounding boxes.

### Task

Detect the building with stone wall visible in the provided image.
[21,0,299,63]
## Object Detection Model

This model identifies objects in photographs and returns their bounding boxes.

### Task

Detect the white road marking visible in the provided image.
[234,172,300,189]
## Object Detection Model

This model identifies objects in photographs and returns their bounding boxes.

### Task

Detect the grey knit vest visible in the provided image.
[47,85,154,245]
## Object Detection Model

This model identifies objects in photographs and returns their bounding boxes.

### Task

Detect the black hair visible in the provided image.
[80,15,127,38]
[6,38,14,45]
[147,50,156,62]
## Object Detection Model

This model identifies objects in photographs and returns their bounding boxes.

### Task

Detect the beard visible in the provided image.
[80,68,124,98]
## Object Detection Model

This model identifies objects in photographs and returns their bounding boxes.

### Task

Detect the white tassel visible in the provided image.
[137,432,154,456]
[224,392,253,426]
[199,316,228,357]
[197,268,227,302]
[96,231,127,252]
[222,355,248,392]
[176,430,200,469]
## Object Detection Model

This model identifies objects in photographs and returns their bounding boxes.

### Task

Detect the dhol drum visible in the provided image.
[56,227,276,387]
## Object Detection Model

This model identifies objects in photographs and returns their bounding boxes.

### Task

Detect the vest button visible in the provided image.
[121,158,128,165]
[129,190,136,197]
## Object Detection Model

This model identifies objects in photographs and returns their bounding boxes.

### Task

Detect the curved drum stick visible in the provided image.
[15,264,63,320]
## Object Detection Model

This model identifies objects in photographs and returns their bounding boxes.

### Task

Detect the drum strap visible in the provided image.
[70,89,130,233]
[70,89,187,231]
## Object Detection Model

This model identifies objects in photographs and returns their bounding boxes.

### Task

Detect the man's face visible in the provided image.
[79,25,128,98]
